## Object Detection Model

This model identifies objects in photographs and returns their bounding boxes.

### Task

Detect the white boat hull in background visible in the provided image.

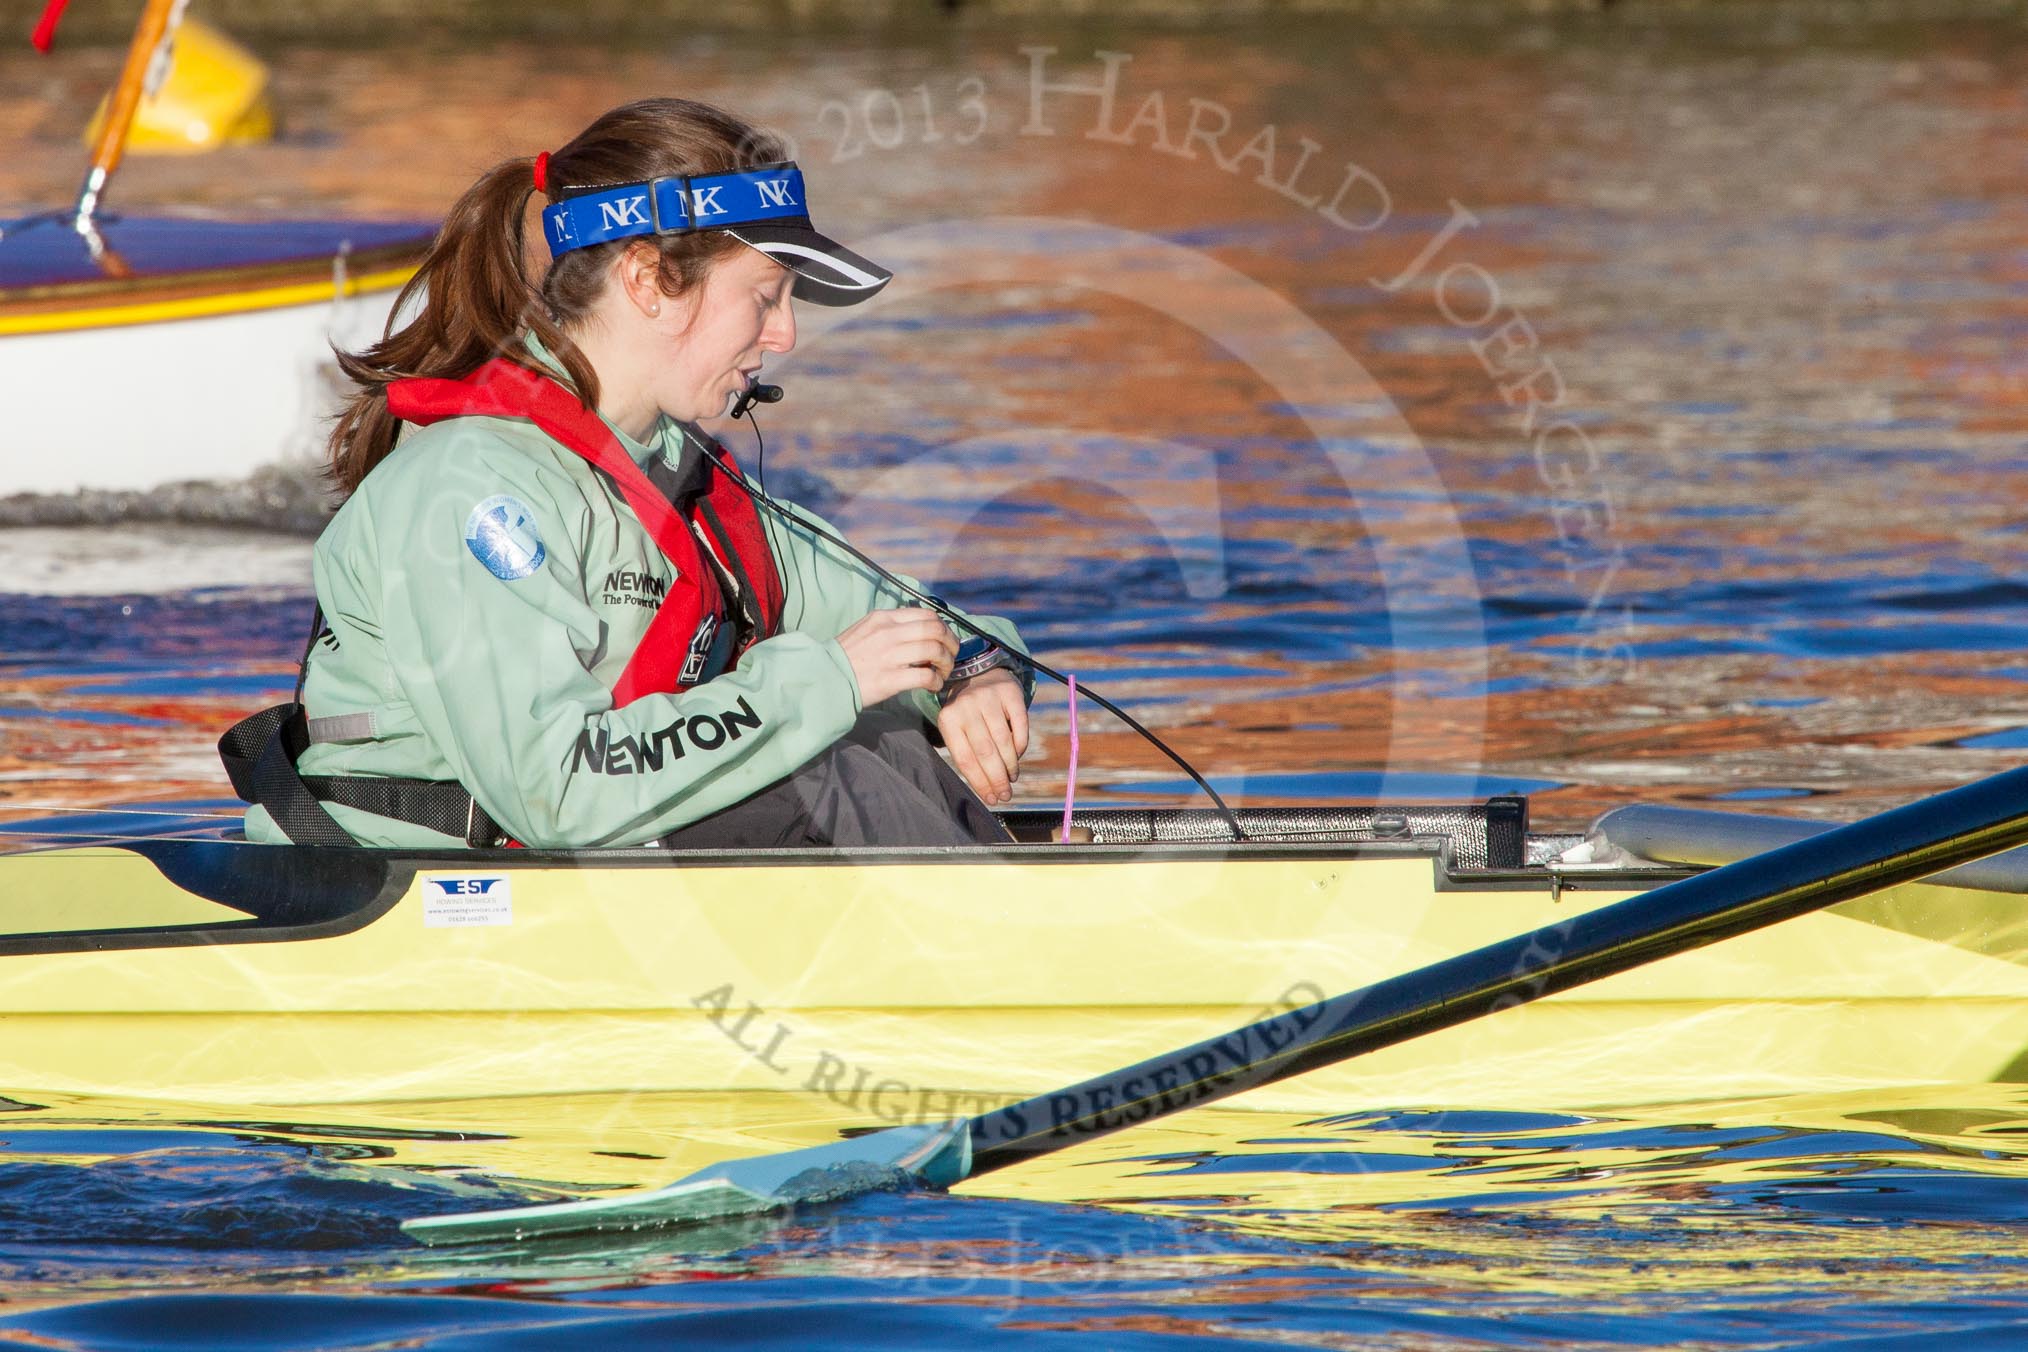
[3,284,407,496]
[1,217,431,497]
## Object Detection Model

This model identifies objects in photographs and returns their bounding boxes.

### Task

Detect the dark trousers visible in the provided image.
[659,709,1009,848]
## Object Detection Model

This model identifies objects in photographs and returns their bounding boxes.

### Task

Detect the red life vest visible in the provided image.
[386,358,787,708]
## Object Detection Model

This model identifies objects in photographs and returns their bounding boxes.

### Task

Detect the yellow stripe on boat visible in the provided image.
[0,264,417,337]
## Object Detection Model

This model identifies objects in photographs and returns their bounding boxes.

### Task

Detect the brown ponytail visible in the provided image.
[326,98,790,498]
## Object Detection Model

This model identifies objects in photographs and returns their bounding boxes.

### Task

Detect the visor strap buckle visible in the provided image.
[650,176,692,237]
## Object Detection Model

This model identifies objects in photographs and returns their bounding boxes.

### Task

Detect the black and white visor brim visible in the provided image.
[728,221,892,307]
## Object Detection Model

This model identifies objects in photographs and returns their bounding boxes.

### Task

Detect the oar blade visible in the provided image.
[402,1119,972,1247]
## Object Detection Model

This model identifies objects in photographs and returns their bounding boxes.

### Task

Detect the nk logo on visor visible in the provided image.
[541,167,808,256]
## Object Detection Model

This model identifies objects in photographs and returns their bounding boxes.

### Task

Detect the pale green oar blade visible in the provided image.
[402,1119,971,1247]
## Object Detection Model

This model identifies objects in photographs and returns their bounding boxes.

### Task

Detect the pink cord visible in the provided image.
[1060,675,1080,843]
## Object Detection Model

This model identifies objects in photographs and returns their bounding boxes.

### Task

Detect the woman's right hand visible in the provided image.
[838,608,959,706]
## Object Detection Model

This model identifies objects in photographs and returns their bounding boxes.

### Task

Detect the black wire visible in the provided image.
[721,411,1247,843]
[747,401,767,494]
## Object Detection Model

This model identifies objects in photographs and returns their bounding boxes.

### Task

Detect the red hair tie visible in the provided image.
[532,151,550,194]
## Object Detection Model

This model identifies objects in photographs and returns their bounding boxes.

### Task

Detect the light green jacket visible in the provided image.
[246,396,1023,849]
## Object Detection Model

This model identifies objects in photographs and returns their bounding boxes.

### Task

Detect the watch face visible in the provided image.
[951,646,1004,683]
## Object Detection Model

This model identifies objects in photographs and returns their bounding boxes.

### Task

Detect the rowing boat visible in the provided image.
[2,0,431,495]
[2,218,430,494]
[4,798,2024,1113]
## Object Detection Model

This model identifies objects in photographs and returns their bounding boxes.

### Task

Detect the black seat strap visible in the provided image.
[226,703,356,846]
[301,770,508,848]
[219,702,509,848]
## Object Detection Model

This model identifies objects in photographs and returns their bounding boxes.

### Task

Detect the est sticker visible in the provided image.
[422,874,513,927]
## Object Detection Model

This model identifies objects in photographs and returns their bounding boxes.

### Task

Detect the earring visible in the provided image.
[648,304,660,317]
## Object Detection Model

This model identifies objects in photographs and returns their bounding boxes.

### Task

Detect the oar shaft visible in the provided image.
[74,0,179,223]
[968,764,2028,1174]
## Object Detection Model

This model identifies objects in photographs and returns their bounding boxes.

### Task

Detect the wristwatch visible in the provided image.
[940,636,1033,704]
[950,636,1009,682]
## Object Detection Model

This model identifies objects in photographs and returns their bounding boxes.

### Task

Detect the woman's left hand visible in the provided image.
[937,667,1030,805]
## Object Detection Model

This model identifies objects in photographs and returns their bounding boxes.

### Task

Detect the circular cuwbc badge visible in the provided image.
[464,495,548,580]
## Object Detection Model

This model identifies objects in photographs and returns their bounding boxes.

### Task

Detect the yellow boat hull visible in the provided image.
[3,837,2025,1112]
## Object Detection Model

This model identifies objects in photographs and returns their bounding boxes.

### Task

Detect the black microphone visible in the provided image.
[731,380,784,419]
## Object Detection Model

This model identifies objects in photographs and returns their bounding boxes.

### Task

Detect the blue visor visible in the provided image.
[542,166,810,255]
[538,162,891,306]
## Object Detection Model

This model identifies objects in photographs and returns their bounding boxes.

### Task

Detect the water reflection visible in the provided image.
[8,17,2028,828]
[1,1087,2027,1345]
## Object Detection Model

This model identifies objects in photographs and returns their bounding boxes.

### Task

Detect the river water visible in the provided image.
[5,7,2028,1347]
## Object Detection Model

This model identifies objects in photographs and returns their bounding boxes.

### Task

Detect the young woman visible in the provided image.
[236,98,1031,850]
